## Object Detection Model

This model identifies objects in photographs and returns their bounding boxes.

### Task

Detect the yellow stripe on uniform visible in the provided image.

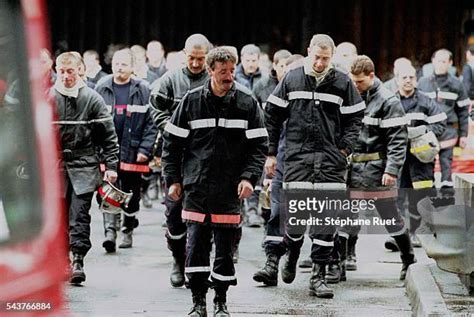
[410,144,432,154]
[412,180,434,189]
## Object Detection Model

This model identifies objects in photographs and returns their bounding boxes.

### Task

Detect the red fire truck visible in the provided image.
[0,0,66,315]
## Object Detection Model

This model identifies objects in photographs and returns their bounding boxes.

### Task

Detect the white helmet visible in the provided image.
[410,130,440,163]
[96,181,132,214]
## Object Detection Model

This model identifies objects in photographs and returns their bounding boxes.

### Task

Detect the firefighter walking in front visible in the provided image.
[162,47,267,317]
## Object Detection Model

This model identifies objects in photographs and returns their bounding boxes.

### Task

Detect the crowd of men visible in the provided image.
[44,33,474,317]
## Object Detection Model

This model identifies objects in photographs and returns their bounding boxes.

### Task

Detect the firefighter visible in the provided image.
[162,47,267,317]
[52,52,119,284]
[149,33,211,287]
[418,49,470,191]
[246,49,291,230]
[343,55,416,281]
[95,48,157,251]
[260,34,364,298]
[384,64,446,251]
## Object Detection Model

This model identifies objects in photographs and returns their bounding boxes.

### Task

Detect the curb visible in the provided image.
[405,263,450,316]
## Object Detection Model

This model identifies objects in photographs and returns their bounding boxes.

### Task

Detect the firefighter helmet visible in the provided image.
[96,181,132,214]
[410,130,440,163]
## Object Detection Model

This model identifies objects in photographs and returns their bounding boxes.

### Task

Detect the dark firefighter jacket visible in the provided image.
[418,73,470,147]
[52,86,119,195]
[162,81,267,227]
[396,89,447,189]
[252,70,279,109]
[149,67,209,130]
[349,78,407,195]
[95,75,157,172]
[265,61,365,189]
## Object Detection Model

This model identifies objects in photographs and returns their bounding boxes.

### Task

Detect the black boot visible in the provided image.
[70,253,86,285]
[188,289,207,317]
[214,288,230,317]
[170,256,185,287]
[325,263,341,284]
[253,254,280,286]
[393,231,416,280]
[384,236,400,252]
[309,264,334,298]
[281,247,300,284]
[102,230,117,253]
[346,235,358,271]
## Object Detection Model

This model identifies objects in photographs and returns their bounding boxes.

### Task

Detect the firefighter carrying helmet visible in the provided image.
[96,181,132,214]
[410,130,440,163]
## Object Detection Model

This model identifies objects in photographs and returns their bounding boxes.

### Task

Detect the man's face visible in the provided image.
[241,53,259,75]
[56,61,80,88]
[146,43,164,61]
[334,46,356,72]
[133,52,147,68]
[186,47,207,74]
[350,72,374,94]
[209,61,235,95]
[397,68,417,95]
[307,45,333,73]
[83,54,99,71]
[432,51,452,75]
[112,52,134,82]
[273,58,288,81]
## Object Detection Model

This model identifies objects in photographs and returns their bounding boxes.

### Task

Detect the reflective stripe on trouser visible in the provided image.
[439,147,454,186]
[117,171,142,232]
[283,217,337,265]
[185,223,238,290]
[264,166,288,257]
[66,176,94,256]
[164,190,187,258]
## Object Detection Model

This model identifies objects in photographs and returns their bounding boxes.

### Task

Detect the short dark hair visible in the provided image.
[432,48,453,61]
[206,47,237,70]
[83,50,100,60]
[240,44,260,57]
[273,49,291,64]
[351,55,375,76]
[184,33,211,53]
[309,34,335,55]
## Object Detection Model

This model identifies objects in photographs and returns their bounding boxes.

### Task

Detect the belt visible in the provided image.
[352,152,385,162]
[61,148,96,161]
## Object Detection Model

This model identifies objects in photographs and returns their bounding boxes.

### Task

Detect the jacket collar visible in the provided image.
[202,79,237,104]
[54,78,86,98]
[183,67,208,80]
[237,63,262,79]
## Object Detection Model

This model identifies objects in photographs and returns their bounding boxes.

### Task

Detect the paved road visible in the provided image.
[65,200,428,316]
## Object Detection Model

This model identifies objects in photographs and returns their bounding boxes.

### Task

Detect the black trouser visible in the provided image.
[263,157,287,257]
[439,146,454,187]
[398,155,436,233]
[186,222,238,291]
[65,176,93,256]
[165,191,187,258]
[117,170,142,232]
